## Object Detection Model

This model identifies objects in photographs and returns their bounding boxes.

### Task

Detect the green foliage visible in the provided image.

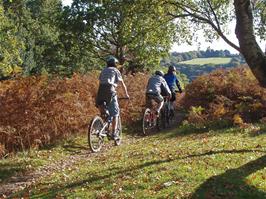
[1,0,63,76]
[191,106,205,114]
[23,0,67,75]
[0,4,24,79]
[167,0,233,46]
[69,0,176,71]
[0,0,263,78]
[0,0,181,78]
[253,0,266,40]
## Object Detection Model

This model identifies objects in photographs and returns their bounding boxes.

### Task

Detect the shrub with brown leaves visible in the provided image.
[0,73,149,157]
[180,66,266,126]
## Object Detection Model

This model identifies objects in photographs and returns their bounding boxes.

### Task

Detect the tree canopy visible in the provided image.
[0,0,265,82]
[69,0,177,69]
[165,0,266,86]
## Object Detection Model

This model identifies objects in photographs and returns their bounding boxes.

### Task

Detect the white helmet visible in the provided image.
[155,70,164,76]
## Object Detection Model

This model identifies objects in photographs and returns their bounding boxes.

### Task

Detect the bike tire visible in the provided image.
[142,108,154,135]
[160,108,166,129]
[169,109,174,125]
[165,107,170,126]
[88,116,104,152]
[114,115,122,146]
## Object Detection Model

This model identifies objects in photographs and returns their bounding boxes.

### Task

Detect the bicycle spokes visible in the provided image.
[88,116,105,152]
[142,108,157,135]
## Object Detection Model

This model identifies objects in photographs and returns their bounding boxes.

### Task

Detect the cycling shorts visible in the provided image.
[145,93,164,108]
[107,95,119,117]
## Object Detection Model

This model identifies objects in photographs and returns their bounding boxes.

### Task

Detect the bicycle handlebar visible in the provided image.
[174,90,183,93]
[118,97,130,100]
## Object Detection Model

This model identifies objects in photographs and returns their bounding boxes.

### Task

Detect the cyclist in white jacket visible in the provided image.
[146,70,171,116]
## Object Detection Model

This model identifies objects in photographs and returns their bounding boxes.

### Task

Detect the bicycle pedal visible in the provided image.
[99,132,108,137]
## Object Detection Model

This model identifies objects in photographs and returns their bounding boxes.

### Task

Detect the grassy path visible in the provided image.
[1,124,266,198]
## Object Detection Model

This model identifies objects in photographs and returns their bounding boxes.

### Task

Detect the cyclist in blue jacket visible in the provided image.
[163,65,183,116]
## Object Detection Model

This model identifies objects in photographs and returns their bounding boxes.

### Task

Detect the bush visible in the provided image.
[180,66,266,125]
[0,73,149,156]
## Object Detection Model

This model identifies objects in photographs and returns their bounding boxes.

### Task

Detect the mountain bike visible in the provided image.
[142,107,159,135]
[88,97,129,152]
[142,96,170,135]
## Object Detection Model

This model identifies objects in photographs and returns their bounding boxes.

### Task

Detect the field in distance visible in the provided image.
[179,57,232,65]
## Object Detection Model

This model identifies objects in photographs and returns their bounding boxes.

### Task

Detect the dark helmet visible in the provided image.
[155,70,164,76]
[168,65,176,72]
[106,55,119,65]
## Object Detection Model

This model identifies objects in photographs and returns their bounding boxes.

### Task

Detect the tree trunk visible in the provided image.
[234,0,266,87]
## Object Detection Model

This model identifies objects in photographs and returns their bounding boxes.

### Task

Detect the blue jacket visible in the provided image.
[164,73,182,92]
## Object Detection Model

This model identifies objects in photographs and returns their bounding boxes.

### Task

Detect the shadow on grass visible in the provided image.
[17,149,266,198]
[189,154,266,199]
[35,133,89,155]
[0,162,27,182]
[124,120,143,135]
[249,123,266,137]
[185,149,266,158]
[165,119,238,139]
[62,139,89,155]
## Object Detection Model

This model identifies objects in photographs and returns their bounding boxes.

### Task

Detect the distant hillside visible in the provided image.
[162,49,246,81]
[179,57,232,65]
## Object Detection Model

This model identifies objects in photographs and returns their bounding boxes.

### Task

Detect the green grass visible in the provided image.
[179,57,232,65]
[2,124,266,199]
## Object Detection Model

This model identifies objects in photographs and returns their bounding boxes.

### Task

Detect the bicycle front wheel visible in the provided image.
[88,116,104,152]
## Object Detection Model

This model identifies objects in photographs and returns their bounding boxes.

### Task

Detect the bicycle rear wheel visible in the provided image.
[114,115,122,146]
[160,107,167,129]
[142,108,155,135]
[88,116,105,152]
[165,106,171,127]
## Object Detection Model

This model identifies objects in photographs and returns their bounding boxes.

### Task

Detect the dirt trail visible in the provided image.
[0,112,184,197]
[0,136,139,197]
[0,152,91,197]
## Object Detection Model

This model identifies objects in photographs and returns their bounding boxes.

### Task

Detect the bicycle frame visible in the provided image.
[98,122,109,137]
[88,97,129,152]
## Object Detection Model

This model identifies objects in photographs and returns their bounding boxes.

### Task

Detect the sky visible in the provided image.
[62,0,72,6]
[172,26,239,53]
[62,0,265,54]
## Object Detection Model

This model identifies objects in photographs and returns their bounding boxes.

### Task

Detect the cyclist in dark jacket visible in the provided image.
[163,65,183,115]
